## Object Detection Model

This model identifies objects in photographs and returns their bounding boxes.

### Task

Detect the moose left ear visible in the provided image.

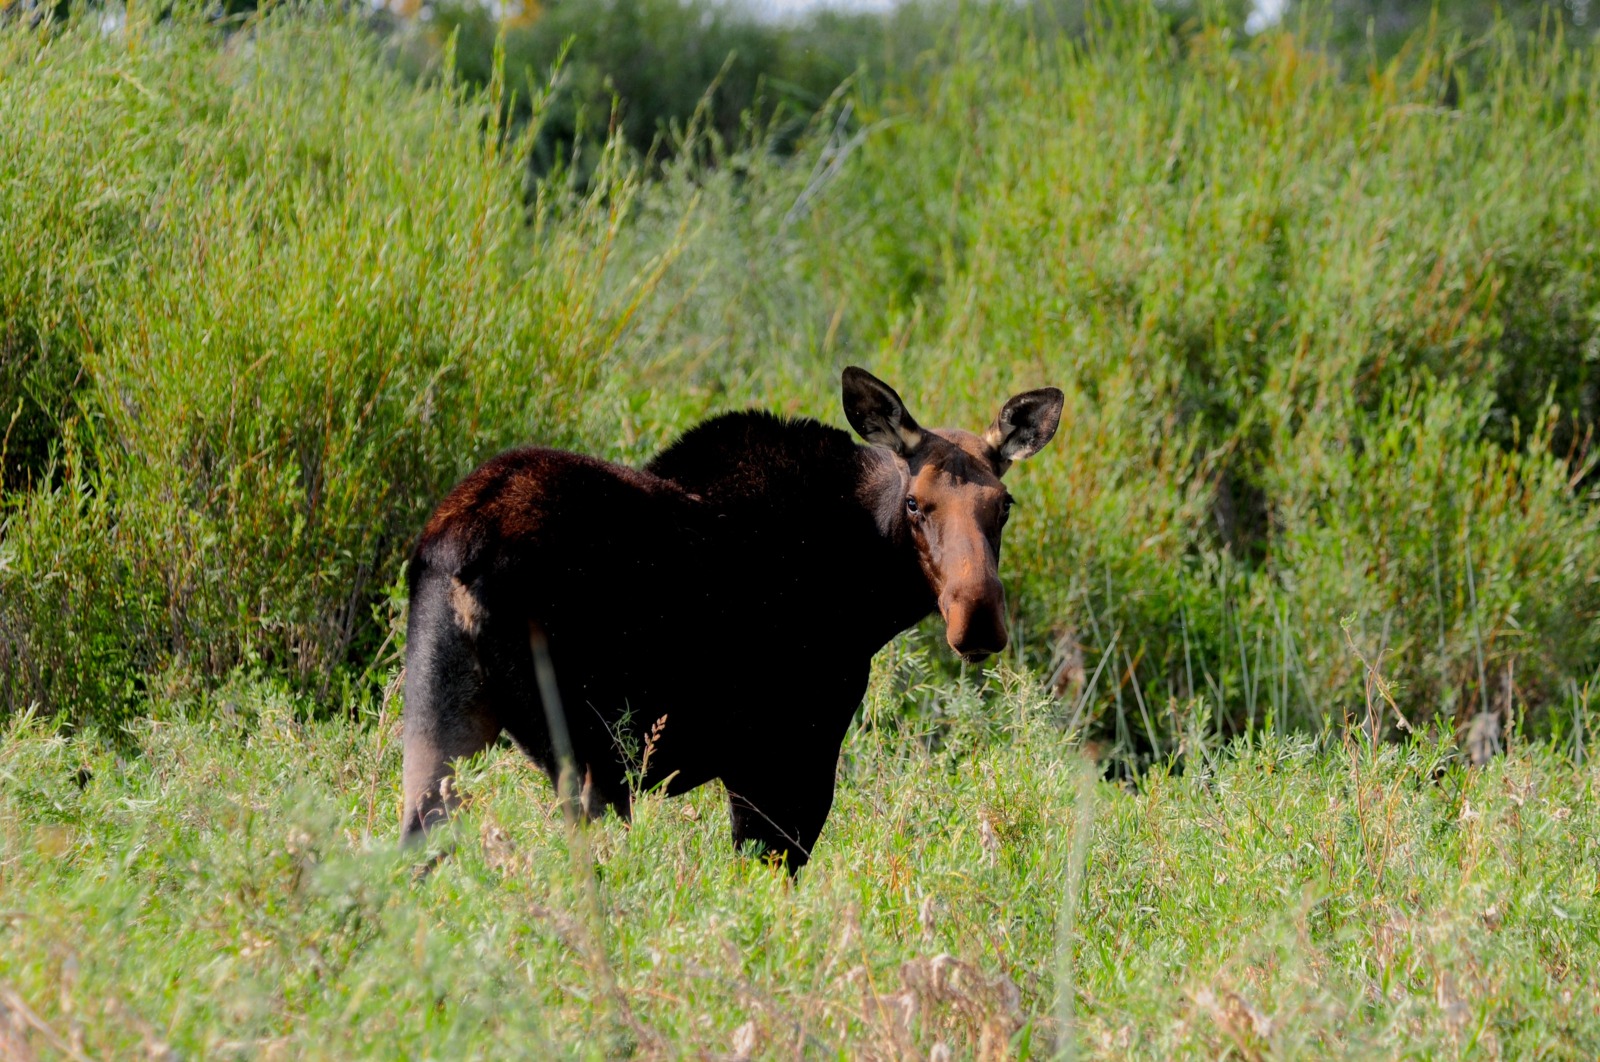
[985,387,1065,470]
[842,367,924,456]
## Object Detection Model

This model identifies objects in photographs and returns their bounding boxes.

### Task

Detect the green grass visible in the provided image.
[3,665,1598,1058]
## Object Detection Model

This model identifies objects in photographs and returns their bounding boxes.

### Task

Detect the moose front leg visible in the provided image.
[723,757,840,875]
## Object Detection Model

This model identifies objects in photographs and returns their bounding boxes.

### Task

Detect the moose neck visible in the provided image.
[643,412,938,652]
[852,445,939,645]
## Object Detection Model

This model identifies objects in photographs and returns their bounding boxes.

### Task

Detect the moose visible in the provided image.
[402,367,1063,871]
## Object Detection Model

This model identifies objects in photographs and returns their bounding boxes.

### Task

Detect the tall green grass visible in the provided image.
[3,676,1597,1056]
[2,3,1600,764]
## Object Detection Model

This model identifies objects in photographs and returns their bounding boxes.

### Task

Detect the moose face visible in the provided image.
[843,367,1064,664]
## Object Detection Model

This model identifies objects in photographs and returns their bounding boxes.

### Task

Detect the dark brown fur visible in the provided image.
[401,368,1062,871]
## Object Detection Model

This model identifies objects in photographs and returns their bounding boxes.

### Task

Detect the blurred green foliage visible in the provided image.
[379,0,951,173]
[1280,0,1597,61]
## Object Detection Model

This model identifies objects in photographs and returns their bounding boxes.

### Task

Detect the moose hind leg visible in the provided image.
[400,583,502,844]
[724,759,839,875]
[401,706,499,843]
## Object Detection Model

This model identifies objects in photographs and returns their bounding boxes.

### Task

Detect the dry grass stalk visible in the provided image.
[640,713,669,781]
[856,954,1025,1061]
[528,629,664,1056]
[363,665,405,836]
[0,983,93,1062]
[1192,985,1273,1061]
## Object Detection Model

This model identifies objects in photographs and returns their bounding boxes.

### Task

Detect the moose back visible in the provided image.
[402,367,1063,871]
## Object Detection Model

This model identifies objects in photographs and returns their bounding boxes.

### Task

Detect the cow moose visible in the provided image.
[401,367,1063,872]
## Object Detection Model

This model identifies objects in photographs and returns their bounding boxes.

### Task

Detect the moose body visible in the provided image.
[402,368,1062,870]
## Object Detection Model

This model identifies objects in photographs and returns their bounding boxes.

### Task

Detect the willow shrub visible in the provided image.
[0,11,680,721]
[4,4,1600,753]
[601,8,1600,752]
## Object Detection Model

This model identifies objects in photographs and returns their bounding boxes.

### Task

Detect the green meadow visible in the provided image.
[3,2,1599,1056]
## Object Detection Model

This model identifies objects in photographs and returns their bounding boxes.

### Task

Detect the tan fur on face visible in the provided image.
[450,577,483,636]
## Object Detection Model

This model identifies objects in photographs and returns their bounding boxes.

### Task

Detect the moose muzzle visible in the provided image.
[941,579,1009,663]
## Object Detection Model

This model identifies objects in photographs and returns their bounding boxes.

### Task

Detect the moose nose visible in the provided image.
[942,586,1008,663]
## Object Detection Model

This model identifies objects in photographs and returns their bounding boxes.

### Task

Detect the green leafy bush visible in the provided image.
[0,13,660,720]
[383,0,949,172]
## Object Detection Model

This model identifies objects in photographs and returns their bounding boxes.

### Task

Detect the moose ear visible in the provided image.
[842,367,923,455]
[984,387,1064,470]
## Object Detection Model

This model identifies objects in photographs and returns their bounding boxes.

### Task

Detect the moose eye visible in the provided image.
[905,496,920,515]
[1000,496,1015,522]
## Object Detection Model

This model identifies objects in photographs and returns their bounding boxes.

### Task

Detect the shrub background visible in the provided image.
[2,1,1599,760]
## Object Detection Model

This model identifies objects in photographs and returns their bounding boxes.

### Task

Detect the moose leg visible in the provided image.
[401,703,499,843]
[400,595,501,844]
[724,758,839,875]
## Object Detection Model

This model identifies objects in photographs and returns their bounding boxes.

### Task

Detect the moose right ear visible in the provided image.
[984,386,1064,471]
[842,367,923,455]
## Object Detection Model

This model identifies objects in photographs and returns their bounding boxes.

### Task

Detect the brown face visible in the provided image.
[842,367,1065,664]
[903,431,1013,662]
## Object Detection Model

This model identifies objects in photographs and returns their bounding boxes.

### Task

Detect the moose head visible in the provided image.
[842,367,1064,664]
